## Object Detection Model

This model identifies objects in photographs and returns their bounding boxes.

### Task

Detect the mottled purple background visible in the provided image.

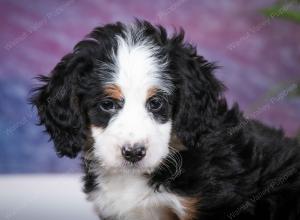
[0,0,299,173]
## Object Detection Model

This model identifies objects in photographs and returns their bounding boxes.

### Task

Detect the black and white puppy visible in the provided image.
[31,20,300,220]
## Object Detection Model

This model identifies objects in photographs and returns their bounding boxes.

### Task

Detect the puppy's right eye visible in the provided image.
[98,99,121,113]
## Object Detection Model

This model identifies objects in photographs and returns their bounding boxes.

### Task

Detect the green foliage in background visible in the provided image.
[262,0,300,23]
[262,1,300,141]
[288,82,300,98]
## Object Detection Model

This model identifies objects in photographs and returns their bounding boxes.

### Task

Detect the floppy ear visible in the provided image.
[31,53,92,158]
[169,32,225,148]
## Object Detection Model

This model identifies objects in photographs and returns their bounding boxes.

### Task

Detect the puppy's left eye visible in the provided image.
[147,96,164,112]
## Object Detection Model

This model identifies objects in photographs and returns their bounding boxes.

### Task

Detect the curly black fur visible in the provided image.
[30,20,300,220]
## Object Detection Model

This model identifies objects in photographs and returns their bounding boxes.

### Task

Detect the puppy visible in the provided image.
[31,20,300,220]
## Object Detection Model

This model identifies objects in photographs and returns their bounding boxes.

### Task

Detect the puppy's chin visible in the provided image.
[98,158,163,176]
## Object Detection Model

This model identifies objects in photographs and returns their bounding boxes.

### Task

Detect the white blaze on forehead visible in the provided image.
[116,38,160,96]
[113,31,169,97]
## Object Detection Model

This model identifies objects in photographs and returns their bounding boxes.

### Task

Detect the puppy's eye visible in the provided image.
[99,99,121,113]
[147,96,163,112]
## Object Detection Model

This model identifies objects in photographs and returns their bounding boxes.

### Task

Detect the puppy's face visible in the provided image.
[31,21,222,175]
[88,35,173,172]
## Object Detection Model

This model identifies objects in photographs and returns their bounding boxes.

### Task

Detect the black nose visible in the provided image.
[121,143,146,163]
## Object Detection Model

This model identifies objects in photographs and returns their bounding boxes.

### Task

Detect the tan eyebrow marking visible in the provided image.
[103,84,123,100]
[147,87,158,99]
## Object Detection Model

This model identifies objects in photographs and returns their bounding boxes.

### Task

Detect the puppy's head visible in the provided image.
[31,20,224,173]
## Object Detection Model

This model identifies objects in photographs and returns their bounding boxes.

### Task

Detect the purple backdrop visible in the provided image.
[0,0,299,173]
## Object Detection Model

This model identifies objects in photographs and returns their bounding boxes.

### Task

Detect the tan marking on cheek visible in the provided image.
[147,87,158,99]
[179,197,199,220]
[170,132,187,151]
[163,207,180,220]
[104,84,123,100]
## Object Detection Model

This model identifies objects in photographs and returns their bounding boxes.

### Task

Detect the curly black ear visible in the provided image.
[169,31,225,148]
[30,53,91,158]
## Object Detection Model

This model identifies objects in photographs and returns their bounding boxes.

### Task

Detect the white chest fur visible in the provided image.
[88,173,185,220]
